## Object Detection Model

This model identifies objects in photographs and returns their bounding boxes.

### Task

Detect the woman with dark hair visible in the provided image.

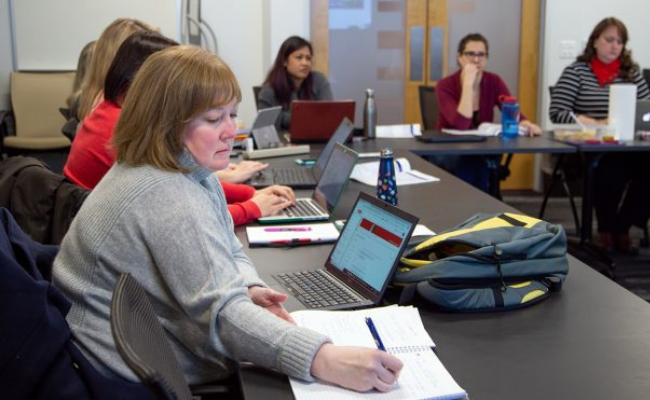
[435,33,541,193]
[64,31,179,190]
[549,17,650,253]
[65,31,295,225]
[258,36,333,129]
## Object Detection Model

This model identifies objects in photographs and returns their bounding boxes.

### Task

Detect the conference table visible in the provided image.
[234,142,650,400]
[341,135,576,199]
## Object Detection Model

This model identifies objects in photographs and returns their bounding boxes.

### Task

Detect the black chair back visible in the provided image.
[253,86,262,111]
[111,273,193,400]
[418,85,439,130]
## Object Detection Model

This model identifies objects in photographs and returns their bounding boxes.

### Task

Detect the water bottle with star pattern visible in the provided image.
[377,148,397,206]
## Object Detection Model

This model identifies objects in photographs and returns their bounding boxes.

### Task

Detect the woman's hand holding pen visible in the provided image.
[310,344,403,392]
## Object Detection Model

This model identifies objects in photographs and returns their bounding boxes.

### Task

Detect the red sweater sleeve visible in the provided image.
[221,181,260,226]
[436,70,473,130]
[228,201,262,226]
[221,181,256,202]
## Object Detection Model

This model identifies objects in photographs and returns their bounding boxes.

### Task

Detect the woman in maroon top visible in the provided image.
[435,33,541,192]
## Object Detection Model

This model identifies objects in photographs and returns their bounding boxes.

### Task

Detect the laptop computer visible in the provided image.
[250,107,283,149]
[635,100,650,131]
[270,191,419,311]
[289,100,356,143]
[416,130,487,143]
[257,143,358,224]
[248,118,355,189]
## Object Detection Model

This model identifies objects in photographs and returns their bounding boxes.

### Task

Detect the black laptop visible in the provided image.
[416,130,487,143]
[270,192,419,311]
[248,118,355,189]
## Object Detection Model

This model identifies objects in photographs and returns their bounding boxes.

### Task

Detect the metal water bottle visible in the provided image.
[501,96,520,139]
[363,88,377,139]
[377,148,397,206]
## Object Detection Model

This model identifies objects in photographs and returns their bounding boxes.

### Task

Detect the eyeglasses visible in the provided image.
[462,51,487,59]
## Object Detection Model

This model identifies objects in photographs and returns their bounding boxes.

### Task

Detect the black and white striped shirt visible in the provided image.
[549,61,650,124]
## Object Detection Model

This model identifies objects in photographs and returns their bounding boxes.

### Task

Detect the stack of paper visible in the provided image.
[289,305,467,400]
[376,124,422,138]
[246,223,339,246]
[351,157,439,186]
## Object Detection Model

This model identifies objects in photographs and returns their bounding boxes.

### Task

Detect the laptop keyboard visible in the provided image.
[274,168,314,185]
[276,270,360,308]
[283,199,325,217]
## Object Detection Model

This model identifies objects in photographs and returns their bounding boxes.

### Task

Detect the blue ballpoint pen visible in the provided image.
[365,317,386,351]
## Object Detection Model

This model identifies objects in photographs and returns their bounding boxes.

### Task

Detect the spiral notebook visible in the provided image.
[289,306,467,400]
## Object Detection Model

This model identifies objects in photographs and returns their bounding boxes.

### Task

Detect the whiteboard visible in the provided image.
[10,0,182,71]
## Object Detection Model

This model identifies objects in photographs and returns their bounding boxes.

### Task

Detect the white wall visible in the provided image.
[0,0,309,125]
[539,0,650,129]
[202,0,309,126]
[0,0,13,110]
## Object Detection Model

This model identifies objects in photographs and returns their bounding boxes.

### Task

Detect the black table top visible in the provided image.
[234,151,650,400]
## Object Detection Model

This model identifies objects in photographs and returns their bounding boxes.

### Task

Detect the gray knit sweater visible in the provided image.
[52,150,328,384]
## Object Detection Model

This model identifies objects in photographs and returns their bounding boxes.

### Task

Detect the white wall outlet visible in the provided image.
[560,40,578,59]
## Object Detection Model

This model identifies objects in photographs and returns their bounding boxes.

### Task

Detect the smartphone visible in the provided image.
[294,158,317,166]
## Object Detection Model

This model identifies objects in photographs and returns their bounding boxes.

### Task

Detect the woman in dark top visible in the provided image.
[258,36,333,129]
[549,17,650,253]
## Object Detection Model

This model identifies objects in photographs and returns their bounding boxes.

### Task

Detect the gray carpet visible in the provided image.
[503,191,650,302]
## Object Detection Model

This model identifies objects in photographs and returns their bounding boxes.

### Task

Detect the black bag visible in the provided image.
[393,213,569,311]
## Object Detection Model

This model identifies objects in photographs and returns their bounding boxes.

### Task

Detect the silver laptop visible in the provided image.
[257,143,357,224]
[248,118,355,189]
[635,100,650,131]
[250,107,283,149]
[271,192,419,311]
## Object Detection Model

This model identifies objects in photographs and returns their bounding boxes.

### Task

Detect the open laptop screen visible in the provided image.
[312,143,358,212]
[325,193,418,302]
[313,117,355,179]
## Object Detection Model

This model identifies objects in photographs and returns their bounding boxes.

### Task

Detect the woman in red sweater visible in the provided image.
[64,31,293,225]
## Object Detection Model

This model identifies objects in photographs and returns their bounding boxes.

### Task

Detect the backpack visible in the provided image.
[392,212,569,312]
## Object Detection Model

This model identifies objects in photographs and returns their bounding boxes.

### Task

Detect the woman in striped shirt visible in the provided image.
[550,17,650,253]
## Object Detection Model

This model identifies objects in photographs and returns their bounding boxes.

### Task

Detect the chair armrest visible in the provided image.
[0,110,15,137]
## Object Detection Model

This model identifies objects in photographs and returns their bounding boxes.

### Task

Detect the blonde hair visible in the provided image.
[77,18,153,119]
[113,45,242,172]
[67,41,96,109]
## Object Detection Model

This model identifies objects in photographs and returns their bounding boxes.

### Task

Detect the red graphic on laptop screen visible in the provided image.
[360,219,403,247]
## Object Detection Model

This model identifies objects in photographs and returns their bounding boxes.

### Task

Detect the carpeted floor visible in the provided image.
[503,191,650,302]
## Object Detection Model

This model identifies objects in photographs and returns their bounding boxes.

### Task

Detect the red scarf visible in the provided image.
[590,57,621,86]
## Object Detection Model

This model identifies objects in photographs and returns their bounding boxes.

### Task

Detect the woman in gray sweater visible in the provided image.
[258,36,333,129]
[52,45,401,392]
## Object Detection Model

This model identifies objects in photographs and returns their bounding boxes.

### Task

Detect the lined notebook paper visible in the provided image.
[289,306,467,400]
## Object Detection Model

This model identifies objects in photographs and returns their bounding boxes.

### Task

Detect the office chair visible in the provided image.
[2,72,75,156]
[111,273,194,400]
[418,84,513,198]
[111,273,234,400]
[418,85,438,130]
[253,86,262,111]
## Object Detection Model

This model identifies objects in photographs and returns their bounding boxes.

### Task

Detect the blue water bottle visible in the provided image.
[377,148,398,206]
[501,96,520,139]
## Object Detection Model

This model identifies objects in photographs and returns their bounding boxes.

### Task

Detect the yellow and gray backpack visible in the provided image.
[393,213,569,312]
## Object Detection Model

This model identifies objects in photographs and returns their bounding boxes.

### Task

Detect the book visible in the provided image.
[350,158,439,186]
[245,223,340,246]
[442,122,526,137]
[288,305,467,400]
